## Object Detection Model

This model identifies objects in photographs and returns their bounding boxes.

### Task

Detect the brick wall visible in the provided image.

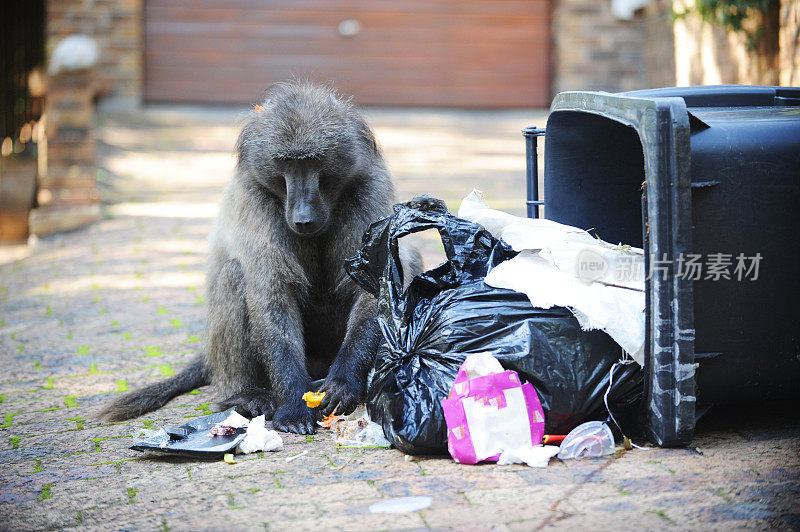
[552,0,796,98]
[552,0,666,95]
[47,0,142,104]
[29,67,101,236]
[35,0,142,235]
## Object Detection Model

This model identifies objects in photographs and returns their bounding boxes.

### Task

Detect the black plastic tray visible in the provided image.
[130,408,246,458]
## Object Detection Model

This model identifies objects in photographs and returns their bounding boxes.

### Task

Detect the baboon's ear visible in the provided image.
[354,115,379,155]
[235,112,263,167]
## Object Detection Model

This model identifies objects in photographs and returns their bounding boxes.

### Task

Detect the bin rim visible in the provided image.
[545,89,697,447]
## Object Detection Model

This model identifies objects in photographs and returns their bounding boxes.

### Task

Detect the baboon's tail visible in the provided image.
[96,356,209,421]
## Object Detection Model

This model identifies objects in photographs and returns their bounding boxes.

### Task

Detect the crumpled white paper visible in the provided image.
[235,414,283,454]
[458,190,645,365]
[497,445,561,468]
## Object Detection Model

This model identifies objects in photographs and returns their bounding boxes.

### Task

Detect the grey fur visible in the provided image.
[98,81,421,434]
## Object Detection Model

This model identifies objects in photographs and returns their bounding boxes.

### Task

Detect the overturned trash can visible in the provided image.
[529,85,800,447]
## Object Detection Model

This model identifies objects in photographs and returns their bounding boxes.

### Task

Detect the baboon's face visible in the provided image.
[277,157,329,237]
[270,149,357,237]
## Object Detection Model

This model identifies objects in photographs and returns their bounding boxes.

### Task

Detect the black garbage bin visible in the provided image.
[529,85,800,447]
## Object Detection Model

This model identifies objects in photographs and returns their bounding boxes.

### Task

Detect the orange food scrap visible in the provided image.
[302,390,325,408]
[254,104,264,112]
[320,413,338,429]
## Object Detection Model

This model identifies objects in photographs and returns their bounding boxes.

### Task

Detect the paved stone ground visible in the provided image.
[1,106,798,531]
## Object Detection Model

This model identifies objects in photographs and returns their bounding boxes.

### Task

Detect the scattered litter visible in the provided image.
[330,405,391,448]
[130,408,247,458]
[369,496,432,514]
[303,391,326,408]
[285,450,309,462]
[557,421,615,459]
[223,453,236,464]
[497,445,560,468]
[236,415,283,454]
[338,423,390,448]
[442,353,546,465]
[130,409,282,458]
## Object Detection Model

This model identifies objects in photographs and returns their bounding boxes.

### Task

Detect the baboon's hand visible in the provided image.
[273,402,319,434]
[319,375,365,417]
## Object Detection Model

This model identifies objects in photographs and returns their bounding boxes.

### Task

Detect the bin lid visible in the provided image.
[620,85,800,108]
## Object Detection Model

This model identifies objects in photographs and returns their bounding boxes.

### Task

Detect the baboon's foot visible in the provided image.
[211,388,275,419]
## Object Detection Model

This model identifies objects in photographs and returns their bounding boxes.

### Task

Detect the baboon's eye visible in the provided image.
[273,174,287,192]
[319,172,335,189]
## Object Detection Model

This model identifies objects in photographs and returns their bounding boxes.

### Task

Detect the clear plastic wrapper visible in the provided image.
[331,405,391,448]
[557,421,615,459]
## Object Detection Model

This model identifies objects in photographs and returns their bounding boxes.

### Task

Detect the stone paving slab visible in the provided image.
[1,106,798,530]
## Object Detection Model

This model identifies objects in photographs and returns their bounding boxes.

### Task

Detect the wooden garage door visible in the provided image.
[144,0,550,107]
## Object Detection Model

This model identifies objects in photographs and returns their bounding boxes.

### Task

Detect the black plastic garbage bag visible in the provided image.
[346,196,643,455]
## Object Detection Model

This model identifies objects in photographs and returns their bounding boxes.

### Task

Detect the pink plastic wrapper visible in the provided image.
[442,365,546,465]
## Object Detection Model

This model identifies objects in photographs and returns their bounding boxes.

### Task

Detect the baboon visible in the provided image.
[98,81,420,434]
